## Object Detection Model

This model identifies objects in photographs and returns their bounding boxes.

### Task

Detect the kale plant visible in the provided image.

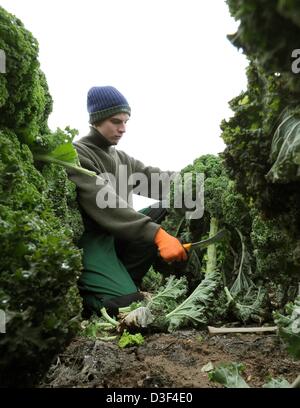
[0,6,84,386]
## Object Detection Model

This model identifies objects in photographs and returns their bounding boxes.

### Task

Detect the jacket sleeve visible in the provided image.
[129,155,178,201]
[66,148,160,243]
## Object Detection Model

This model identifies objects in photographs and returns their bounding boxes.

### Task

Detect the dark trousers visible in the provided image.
[80,205,167,317]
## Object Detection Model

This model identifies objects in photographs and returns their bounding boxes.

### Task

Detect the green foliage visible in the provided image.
[225,229,269,324]
[0,130,83,386]
[81,316,115,339]
[209,361,291,388]
[41,163,84,244]
[129,0,300,346]
[0,6,52,143]
[0,7,85,386]
[208,362,250,388]
[118,330,144,348]
[225,285,269,324]
[164,271,222,331]
[274,296,300,359]
[140,273,224,332]
[226,0,300,94]
[266,109,300,183]
[147,276,188,331]
[32,127,96,177]
[162,154,251,274]
[221,5,300,298]
[220,63,290,212]
[162,155,223,232]
[32,126,77,153]
[180,155,250,234]
[159,154,265,324]
[262,377,291,388]
[141,266,164,292]
[251,212,299,286]
[148,275,188,308]
[229,229,253,296]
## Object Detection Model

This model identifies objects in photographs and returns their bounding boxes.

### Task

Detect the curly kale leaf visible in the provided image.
[208,362,250,388]
[146,275,188,330]
[164,270,222,331]
[209,362,291,388]
[0,129,82,386]
[0,6,52,142]
[118,330,144,348]
[266,110,300,183]
[225,285,268,324]
[251,212,299,285]
[32,128,96,177]
[226,0,300,93]
[148,275,188,308]
[274,296,300,359]
[262,378,291,388]
[230,229,253,296]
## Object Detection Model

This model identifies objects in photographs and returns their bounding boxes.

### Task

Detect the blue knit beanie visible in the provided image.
[87,86,131,124]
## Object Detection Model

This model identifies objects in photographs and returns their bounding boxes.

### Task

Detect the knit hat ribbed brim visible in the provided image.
[87,86,131,124]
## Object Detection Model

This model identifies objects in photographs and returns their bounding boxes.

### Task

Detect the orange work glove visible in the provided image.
[154,228,188,262]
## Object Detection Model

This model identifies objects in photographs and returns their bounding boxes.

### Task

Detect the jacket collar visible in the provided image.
[81,126,113,150]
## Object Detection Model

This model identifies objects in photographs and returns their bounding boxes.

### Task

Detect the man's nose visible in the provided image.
[119,123,126,133]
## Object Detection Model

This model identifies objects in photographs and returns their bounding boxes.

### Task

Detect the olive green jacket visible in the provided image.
[67,127,173,243]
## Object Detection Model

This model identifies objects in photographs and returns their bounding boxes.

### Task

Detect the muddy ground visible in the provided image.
[40,329,300,388]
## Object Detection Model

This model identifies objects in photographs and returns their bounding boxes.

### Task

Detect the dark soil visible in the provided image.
[40,330,300,388]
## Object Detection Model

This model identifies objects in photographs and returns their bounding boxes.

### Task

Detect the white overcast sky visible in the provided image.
[1,0,247,206]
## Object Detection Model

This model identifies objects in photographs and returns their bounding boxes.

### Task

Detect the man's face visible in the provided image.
[95,112,129,145]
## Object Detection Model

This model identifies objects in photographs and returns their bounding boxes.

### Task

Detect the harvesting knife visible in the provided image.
[182,229,227,252]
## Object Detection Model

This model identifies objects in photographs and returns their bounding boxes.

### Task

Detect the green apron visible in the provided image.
[78,207,156,314]
[78,231,138,300]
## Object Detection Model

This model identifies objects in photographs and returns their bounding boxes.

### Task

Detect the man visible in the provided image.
[67,86,187,317]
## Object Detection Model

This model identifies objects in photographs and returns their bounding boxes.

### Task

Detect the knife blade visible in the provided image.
[182,229,227,251]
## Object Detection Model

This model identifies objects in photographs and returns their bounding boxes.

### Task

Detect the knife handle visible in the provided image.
[182,243,192,251]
